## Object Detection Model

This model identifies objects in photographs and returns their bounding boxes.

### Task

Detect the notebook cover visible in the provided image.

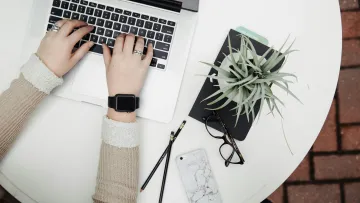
[189,29,284,141]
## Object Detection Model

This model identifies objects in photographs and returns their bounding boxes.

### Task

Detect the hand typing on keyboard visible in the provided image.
[37,19,95,77]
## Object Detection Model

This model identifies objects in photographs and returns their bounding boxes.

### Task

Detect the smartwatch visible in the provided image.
[108,94,140,112]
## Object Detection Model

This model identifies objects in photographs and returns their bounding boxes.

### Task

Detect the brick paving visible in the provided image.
[1,1,360,203]
[269,1,360,202]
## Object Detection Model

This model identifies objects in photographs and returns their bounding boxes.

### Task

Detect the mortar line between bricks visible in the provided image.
[340,183,345,203]
[286,178,360,185]
[335,90,342,151]
[341,65,360,70]
[313,150,360,156]
[283,183,289,203]
[341,8,360,12]
[342,37,360,41]
[309,149,315,180]
[340,122,360,127]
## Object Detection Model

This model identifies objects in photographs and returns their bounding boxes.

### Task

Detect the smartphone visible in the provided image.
[176,149,222,203]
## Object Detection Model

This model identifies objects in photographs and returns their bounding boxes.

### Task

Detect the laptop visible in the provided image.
[20,0,199,123]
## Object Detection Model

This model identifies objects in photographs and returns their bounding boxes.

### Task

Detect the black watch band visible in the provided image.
[108,94,140,112]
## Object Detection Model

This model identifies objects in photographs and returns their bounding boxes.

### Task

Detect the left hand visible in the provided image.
[36,19,95,77]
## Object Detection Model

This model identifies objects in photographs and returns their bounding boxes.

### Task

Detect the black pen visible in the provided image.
[140,120,187,192]
[159,132,174,203]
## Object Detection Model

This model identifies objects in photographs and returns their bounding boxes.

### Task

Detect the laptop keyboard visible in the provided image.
[48,0,177,70]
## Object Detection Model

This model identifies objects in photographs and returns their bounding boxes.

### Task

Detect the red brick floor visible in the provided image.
[268,1,360,202]
[1,1,360,203]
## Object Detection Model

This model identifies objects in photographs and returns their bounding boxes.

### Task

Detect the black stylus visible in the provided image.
[159,132,174,203]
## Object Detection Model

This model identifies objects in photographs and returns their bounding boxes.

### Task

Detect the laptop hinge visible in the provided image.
[128,0,183,13]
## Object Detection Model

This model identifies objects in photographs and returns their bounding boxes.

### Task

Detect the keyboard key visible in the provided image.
[96,19,104,26]
[96,27,105,35]
[51,8,63,17]
[78,5,86,13]
[128,17,136,25]
[107,38,115,47]
[147,39,155,46]
[63,10,71,18]
[90,34,99,43]
[119,15,127,23]
[121,24,130,32]
[164,35,172,43]
[89,2,96,7]
[53,0,61,7]
[94,9,102,17]
[156,41,170,51]
[124,10,131,16]
[71,13,80,20]
[86,7,94,15]
[106,6,114,12]
[157,64,165,69]
[97,4,105,9]
[99,37,107,44]
[80,14,88,22]
[105,29,113,37]
[71,0,79,3]
[143,46,147,54]
[88,16,96,24]
[144,21,153,29]
[153,23,161,31]
[155,33,164,41]
[167,21,176,26]
[146,31,155,39]
[150,58,157,67]
[105,21,113,28]
[69,3,77,11]
[136,19,144,27]
[138,29,146,37]
[47,24,53,31]
[161,25,174,35]
[132,12,140,17]
[159,19,166,24]
[111,13,119,21]
[103,11,110,19]
[153,50,168,60]
[113,31,121,38]
[115,8,123,14]
[49,16,62,24]
[83,33,90,40]
[90,44,103,54]
[113,23,121,31]
[141,15,149,20]
[150,17,158,22]
[143,39,147,46]
[80,0,88,5]
[61,1,69,9]
[130,27,138,35]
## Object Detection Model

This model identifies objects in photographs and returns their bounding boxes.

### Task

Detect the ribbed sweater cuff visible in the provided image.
[102,116,140,148]
[21,54,63,94]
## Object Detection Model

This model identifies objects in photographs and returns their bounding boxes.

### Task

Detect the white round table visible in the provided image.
[0,0,342,202]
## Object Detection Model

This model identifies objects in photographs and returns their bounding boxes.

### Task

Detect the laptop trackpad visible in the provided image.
[71,54,108,100]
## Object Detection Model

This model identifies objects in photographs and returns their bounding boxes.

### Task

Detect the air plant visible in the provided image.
[200,34,301,126]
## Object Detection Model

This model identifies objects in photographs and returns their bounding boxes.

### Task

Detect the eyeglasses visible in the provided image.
[202,111,245,167]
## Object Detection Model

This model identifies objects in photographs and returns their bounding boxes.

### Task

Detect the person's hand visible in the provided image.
[36,20,95,77]
[102,34,153,96]
[102,34,153,122]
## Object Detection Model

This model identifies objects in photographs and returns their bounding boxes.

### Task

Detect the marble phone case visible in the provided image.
[176,149,222,203]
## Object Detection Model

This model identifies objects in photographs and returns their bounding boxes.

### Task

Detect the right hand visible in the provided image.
[102,34,154,97]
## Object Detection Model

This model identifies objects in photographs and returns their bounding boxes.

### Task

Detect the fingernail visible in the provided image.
[89,41,95,47]
[89,25,94,29]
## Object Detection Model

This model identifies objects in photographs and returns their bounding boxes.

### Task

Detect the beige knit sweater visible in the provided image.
[0,54,139,203]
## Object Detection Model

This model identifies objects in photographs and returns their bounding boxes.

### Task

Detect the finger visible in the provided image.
[123,34,136,55]
[68,25,94,45]
[142,43,154,66]
[58,20,88,37]
[46,19,69,37]
[102,44,112,71]
[133,37,145,59]
[70,41,95,66]
[113,34,125,55]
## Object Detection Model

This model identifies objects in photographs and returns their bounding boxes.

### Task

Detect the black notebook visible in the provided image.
[189,29,284,141]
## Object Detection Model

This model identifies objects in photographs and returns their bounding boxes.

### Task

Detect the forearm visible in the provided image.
[93,117,139,203]
[0,54,63,159]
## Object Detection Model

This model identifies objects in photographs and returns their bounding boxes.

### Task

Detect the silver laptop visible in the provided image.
[21,0,198,123]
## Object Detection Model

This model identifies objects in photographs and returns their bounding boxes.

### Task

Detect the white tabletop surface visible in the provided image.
[0,0,342,202]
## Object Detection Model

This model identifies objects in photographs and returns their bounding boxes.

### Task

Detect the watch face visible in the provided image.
[116,95,136,112]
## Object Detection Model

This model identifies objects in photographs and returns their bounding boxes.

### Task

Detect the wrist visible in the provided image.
[107,108,136,123]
